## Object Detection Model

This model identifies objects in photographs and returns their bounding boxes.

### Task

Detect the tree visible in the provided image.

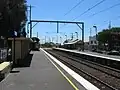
[98,29,110,44]
[98,27,120,50]
[0,0,27,37]
[31,37,40,43]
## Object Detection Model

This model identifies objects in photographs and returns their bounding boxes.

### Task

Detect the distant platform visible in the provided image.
[54,48,120,62]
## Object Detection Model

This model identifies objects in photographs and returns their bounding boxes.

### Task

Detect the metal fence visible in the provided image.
[0,48,12,63]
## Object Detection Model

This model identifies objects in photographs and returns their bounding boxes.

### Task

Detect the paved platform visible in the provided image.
[83,51,120,59]
[0,51,75,90]
[55,48,120,61]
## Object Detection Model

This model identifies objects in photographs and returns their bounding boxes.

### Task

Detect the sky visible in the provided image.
[27,0,120,44]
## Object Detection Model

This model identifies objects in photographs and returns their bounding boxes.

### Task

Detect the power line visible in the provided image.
[96,15,120,28]
[60,0,106,29]
[72,0,106,21]
[87,3,120,18]
[64,0,85,16]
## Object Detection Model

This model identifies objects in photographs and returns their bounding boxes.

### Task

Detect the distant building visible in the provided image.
[84,42,89,50]
[109,32,120,50]
[89,35,98,51]
[63,39,83,50]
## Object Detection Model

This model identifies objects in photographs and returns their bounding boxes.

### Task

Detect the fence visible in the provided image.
[0,48,8,63]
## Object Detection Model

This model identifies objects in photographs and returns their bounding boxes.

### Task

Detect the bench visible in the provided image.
[0,62,12,79]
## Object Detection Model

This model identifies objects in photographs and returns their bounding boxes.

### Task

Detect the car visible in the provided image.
[107,50,120,55]
[92,49,97,52]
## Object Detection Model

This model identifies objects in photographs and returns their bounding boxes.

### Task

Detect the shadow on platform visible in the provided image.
[10,70,20,73]
[32,49,40,51]
[0,54,33,82]
[13,54,33,68]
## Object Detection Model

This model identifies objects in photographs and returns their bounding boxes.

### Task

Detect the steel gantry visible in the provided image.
[28,20,84,51]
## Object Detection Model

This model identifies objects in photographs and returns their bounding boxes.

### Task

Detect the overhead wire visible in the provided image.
[60,0,107,29]
[72,0,107,21]
[87,3,120,19]
[64,0,85,16]
[60,0,85,29]
[96,15,120,28]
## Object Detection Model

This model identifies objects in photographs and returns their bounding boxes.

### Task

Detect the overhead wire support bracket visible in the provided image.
[76,23,82,30]
[30,19,84,51]
[32,22,39,29]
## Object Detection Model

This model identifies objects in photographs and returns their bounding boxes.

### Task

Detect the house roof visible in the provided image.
[64,39,82,45]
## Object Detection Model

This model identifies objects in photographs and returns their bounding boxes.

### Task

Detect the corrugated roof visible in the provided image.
[64,39,82,45]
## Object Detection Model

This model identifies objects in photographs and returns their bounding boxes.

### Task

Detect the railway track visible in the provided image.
[46,49,120,90]
[57,50,120,79]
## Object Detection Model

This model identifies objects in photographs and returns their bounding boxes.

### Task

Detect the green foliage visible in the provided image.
[31,37,40,43]
[0,0,27,37]
[98,27,120,43]
[98,29,110,43]
[42,42,56,48]
[98,27,120,50]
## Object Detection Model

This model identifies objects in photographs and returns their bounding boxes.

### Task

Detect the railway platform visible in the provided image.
[54,48,120,61]
[0,48,99,90]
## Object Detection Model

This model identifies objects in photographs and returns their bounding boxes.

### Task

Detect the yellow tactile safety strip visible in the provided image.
[45,55,79,90]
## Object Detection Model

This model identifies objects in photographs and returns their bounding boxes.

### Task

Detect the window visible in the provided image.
[94,41,97,44]
[91,41,93,44]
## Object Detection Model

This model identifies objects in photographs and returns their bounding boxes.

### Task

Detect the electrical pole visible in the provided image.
[60,37,62,44]
[65,35,67,41]
[93,25,98,51]
[45,36,46,43]
[27,23,29,37]
[108,21,111,29]
[90,28,92,37]
[37,32,38,37]
[29,5,32,38]
[52,37,54,42]
[57,22,59,33]
[56,35,58,44]
[75,32,78,39]
[82,23,84,51]
[49,37,51,43]
[71,33,73,40]
[27,5,34,38]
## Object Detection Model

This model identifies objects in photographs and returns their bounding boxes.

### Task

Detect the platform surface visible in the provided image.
[0,51,76,90]
[55,48,120,61]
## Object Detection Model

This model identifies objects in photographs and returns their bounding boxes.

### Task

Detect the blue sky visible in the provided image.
[27,0,120,43]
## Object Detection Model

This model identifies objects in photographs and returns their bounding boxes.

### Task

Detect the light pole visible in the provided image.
[93,25,98,50]
[27,22,29,37]
[75,32,78,39]
[45,36,46,43]
[65,35,67,41]
[60,37,62,44]
[52,37,54,43]
[56,35,58,44]
[29,5,32,38]
[27,5,34,38]
[93,26,97,36]
[49,37,51,43]
[71,33,73,40]
[90,28,92,37]
[37,32,38,38]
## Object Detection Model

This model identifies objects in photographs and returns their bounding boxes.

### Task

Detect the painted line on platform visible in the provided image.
[41,48,100,90]
[45,53,79,90]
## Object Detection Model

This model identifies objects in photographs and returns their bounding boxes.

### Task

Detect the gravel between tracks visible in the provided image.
[46,49,120,90]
